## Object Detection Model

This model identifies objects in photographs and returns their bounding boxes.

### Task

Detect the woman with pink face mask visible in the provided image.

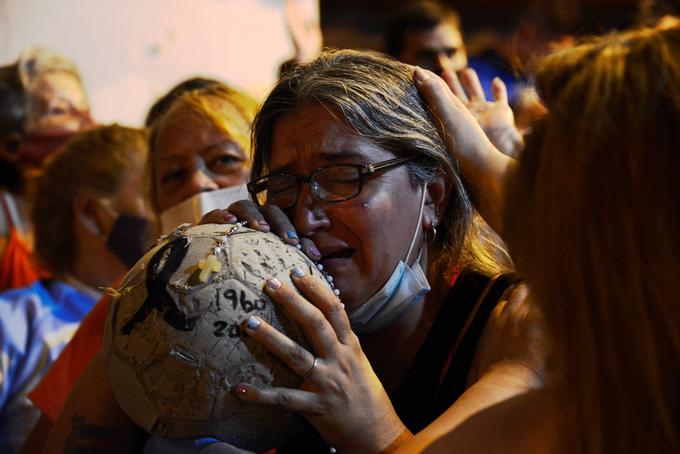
[0,48,94,292]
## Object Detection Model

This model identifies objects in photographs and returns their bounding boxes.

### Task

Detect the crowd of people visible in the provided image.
[0,1,678,453]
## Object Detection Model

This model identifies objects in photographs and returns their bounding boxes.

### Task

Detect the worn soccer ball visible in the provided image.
[103,223,331,451]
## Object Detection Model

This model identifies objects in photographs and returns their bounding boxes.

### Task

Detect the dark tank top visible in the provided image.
[277,270,517,453]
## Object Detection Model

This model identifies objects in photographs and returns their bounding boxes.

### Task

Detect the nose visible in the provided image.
[291,184,331,237]
[187,168,219,196]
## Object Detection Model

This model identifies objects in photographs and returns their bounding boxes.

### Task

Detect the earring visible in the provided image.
[427,223,437,243]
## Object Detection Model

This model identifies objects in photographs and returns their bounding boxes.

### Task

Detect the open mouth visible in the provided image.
[319,248,355,270]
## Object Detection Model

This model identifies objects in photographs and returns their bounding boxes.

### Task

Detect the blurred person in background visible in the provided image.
[0,125,148,453]
[385,1,525,158]
[23,79,259,453]
[395,22,680,453]
[0,47,94,291]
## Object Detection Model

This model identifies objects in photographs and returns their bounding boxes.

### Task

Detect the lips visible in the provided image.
[318,247,355,272]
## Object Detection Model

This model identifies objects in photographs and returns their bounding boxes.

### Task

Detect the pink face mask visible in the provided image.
[8,131,77,169]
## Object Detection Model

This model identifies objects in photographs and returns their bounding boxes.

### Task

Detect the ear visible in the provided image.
[74,196,107,237]
[422,171,449,231]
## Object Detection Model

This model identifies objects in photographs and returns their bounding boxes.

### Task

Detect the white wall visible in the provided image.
[0,0,295,126]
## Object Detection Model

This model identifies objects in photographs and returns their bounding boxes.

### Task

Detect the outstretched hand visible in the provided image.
[447,68,524,158]
[232,267,410,454]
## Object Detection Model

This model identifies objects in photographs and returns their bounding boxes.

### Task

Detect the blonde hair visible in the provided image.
[507,25,680,453]
[253,49,511,276]
[32,125,147,276]
[147,84,257,216]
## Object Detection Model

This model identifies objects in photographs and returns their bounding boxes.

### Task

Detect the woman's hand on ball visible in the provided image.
[199,200,321,261]
[233,267,410,454]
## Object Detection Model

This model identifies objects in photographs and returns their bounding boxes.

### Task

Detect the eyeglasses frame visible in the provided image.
[247,155,416,209]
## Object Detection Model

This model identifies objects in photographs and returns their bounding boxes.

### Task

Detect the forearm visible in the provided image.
[393,362,538,453]
[43,351,143,453]
[461,142,518,238]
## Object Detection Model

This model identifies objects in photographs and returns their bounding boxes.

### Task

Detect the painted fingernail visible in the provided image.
[267,278,282,289]
[413,66,430,84]
[222,213,237,222]
[309,245,321,257]
[234,383,250,395]
[286,231,299,240]
[291,266,305,278]
[246,316,261,330]
[258,220,270,230]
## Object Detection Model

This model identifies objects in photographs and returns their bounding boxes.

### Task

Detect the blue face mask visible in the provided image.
[348,185,431,335]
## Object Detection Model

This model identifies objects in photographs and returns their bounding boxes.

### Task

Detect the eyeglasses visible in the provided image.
[247,156,415,209]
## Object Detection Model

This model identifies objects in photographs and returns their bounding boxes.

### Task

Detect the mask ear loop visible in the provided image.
[404,183,428,265]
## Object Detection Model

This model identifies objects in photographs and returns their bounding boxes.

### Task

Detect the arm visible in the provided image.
[43,351,144,454]
[414,67,519,237]
[232,273,544,454]
[396,284,545,453]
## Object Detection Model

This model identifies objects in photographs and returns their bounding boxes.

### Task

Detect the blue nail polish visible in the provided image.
[292,266,305,278]
[246,316,261,330]
[286,231,299,239]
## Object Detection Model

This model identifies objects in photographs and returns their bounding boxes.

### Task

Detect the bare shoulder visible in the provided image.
[423,390,561,454]
[468,283,545,387]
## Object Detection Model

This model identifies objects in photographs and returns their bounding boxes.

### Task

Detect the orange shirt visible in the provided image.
[0,193,46,291]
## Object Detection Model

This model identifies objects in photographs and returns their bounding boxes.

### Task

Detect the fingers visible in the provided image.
[289,266,354,345]
[439,68,469,103]
[491,77,509,104]
[233,383,319,414]
[259,204,300,247]
[226,200,271,232]
[262,276,339,356]
[242,313,320,377]
[460,68,486,103]
[299,237,322,261]
[200,209,238,225]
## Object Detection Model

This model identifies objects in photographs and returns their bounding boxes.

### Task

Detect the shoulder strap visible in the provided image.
[433,273,518,415]
[393,270,511,432]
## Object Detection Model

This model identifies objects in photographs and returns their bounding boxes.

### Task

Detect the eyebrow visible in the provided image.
[159,140,243,163]
[270,149,368,174]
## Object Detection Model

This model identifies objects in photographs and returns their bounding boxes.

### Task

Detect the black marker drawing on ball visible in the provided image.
[120,236,197,334]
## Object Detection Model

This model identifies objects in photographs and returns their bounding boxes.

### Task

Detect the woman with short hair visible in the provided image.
[0,124,148,452]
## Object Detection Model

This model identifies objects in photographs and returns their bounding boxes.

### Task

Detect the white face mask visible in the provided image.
[159,184,250,235]
[348,185,431,335]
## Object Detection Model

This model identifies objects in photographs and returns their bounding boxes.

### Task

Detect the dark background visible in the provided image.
[319,0,675,51]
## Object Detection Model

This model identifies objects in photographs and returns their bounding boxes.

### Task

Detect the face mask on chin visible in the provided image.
[159,184,251,235]
[348,184,432,335]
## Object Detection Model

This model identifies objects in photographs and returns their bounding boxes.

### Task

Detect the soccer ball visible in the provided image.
[103,223,331,451]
